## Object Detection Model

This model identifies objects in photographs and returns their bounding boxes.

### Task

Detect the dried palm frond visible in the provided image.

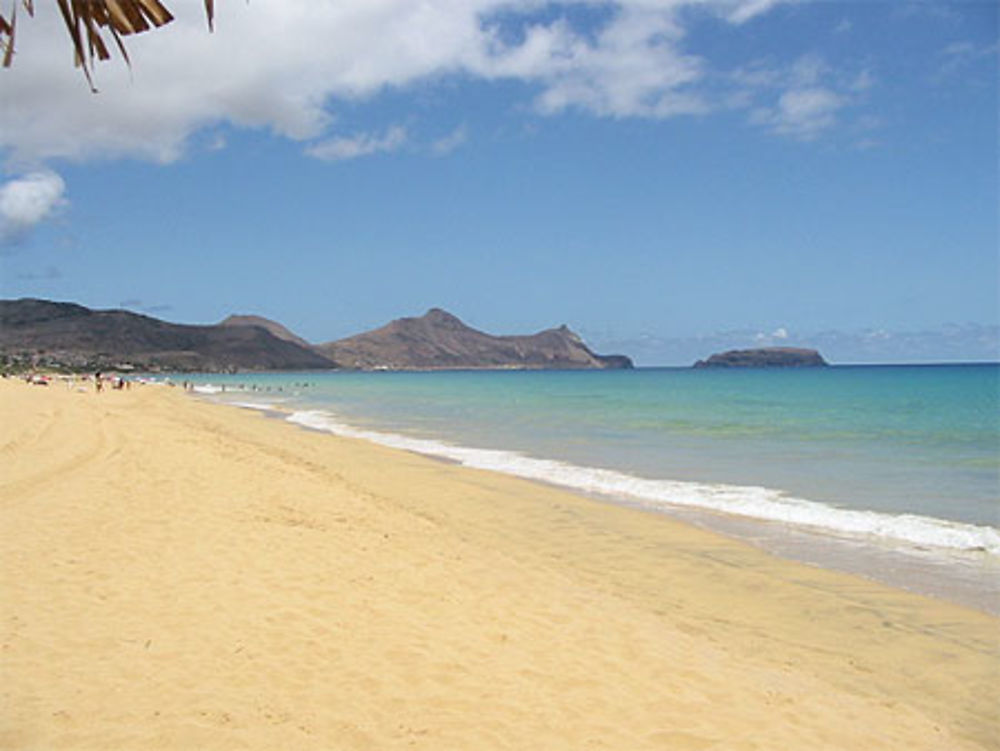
[1,0,216,90]
[0,0,30,67]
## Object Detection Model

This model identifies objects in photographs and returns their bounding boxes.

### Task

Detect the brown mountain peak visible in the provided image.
[419,308,467,327]
[316,308,632,371]
[219,313,312,349]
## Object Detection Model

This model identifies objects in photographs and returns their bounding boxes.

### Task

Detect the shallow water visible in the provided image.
[181,364,1000,612]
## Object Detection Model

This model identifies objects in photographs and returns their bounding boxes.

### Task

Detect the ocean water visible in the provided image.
[181,365,1000,610]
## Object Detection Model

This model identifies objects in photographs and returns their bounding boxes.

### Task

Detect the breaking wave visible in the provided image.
[285,408,1000,555]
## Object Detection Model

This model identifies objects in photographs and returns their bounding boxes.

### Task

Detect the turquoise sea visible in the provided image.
[181,364,1000,610]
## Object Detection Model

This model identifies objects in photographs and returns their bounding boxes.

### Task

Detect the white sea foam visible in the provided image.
[231,401,280,411]
[286,408,1000,556]
[192,384,224,394]
[189,381,283,411]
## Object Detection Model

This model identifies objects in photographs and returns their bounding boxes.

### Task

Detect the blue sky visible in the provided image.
[1,0,997,364]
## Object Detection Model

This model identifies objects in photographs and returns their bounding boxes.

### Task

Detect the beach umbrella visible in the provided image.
[1,0,215,90]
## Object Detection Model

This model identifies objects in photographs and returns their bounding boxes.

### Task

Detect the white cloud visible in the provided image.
[734,52,872,140]
[478,7,708,118]
[306,126,408,162]
[863,329,891,341]
[788,54,827,87]
[1,1,485,163]
[0,0,815,166]
[0,171,67,243]
[431,124,468,156]
[723,0,785,25]
[753,326,789,344]
[934,40,999,82]
[766,87,845,139]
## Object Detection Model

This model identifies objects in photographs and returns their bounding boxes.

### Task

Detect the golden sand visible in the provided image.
[1,378,997,750]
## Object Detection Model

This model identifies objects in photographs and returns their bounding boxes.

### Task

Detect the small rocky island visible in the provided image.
[694,347,828,369]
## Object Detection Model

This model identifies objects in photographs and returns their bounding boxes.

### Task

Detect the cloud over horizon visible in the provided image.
[0,171,67,244]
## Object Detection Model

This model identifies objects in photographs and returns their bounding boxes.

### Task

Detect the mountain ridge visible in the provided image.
[316,308,632,370]
[0,299,335,372]
[1,299,632,372]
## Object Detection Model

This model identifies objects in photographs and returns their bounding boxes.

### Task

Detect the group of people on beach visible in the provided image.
[14,372,132,392]
[92,372,130,392]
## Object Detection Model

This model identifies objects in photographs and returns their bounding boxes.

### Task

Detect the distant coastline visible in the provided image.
[5,298,995,373]
[0,298,631,374]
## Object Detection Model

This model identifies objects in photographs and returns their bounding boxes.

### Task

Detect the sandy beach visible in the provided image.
[1,378,997,750]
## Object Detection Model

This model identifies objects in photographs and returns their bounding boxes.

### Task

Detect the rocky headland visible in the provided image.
[316,308,633,371]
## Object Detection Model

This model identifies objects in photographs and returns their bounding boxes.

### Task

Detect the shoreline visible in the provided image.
[199,385,1000,617]
[3,378,998,749]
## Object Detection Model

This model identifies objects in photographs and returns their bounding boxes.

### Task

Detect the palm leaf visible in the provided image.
[2,0,215,89]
